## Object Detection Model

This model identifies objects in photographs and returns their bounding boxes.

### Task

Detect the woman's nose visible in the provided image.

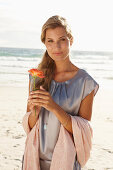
[54,42,61,49]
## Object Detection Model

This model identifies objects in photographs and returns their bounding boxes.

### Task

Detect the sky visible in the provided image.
[0,0,113,52]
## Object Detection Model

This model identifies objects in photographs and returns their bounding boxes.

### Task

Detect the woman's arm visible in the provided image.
[78,90,95,121]
[29,87,95,133]
[53,90,95,134]
[26,80,41,129]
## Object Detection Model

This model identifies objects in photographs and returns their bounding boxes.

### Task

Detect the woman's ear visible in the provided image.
[70,37,73,46]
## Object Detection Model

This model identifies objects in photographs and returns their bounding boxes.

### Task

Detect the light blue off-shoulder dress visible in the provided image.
[22,68,99,170]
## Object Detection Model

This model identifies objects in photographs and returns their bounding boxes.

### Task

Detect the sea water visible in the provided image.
[0,47,113,88]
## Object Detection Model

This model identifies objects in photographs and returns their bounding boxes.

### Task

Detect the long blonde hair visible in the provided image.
[36,15,73,91]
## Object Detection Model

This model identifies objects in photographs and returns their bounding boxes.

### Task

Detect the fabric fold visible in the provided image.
[22,112,93,170]
[22,111,31,135]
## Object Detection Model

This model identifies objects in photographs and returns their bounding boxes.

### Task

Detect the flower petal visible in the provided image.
[28,69,45,78]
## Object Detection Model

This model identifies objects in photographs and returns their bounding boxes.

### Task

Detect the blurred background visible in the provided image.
[0,0,113,169]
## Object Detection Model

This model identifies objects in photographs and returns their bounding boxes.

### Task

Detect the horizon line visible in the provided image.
[0,46,113,54]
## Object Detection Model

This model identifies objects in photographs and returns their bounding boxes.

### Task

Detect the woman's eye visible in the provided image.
[61,38,66,41]
[48,40,53,42]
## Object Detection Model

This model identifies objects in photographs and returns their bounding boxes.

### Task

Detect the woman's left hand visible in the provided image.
[29,86,57,112]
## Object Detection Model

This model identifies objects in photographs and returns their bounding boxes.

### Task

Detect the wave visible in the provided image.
[0,56,42,61]
[0,47,113,87]
[0,47,45,57]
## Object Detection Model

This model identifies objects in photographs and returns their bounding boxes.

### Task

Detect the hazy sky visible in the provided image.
[0,0,113,51]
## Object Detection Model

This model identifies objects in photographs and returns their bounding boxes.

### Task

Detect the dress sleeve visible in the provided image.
[82,75,99,100]
[22,111,31,135]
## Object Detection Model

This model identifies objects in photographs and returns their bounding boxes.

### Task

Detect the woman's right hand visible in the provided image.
[27,91,41,111]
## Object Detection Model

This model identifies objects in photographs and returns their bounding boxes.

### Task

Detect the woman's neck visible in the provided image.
[55,58,75,74]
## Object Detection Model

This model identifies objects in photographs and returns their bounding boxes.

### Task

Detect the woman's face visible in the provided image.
[44,27,73,62]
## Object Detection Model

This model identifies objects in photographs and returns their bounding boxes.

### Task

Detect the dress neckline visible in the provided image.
[52,68,81,84]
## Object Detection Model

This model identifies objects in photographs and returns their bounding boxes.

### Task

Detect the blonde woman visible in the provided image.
[22,15,99,170]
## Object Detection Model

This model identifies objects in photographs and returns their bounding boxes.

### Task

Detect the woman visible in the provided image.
[22,15,99,170]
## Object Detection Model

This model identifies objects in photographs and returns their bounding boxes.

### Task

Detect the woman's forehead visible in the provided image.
[45,27,67,39]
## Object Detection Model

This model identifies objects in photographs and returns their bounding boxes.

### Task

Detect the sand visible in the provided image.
[0,84,113,170]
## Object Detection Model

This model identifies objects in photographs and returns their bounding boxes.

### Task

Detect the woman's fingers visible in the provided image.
[27,87,54,111]
[40,86,45,90]
[27,98,32,104]
[28,94,45,108]
[31,98,47,104]
[30,90,49,96]
[29,94,49,100]
[28,99,41,110]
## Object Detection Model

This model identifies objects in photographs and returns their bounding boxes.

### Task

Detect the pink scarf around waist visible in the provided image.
[22,111,93,170]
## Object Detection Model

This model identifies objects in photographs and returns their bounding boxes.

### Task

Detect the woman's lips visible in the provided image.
[53,52,62,55]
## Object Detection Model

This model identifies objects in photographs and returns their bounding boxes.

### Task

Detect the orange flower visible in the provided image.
[28,69,45,78]
[28,68,45,117]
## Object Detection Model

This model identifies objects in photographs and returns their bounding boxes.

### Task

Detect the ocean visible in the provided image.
[0,47,113,88]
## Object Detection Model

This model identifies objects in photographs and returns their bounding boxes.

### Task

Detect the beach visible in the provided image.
[0,83,113,170]
[0,47,113,169]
